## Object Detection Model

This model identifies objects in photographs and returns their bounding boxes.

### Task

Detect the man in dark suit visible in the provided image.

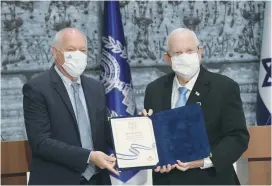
[143,28,249,185]
[23,28,118,185]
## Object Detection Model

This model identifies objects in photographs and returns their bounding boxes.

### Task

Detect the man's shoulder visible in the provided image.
[146,68,239,89]
[26,70,51,88]
[206,70,239,89]
[22,70,52,96]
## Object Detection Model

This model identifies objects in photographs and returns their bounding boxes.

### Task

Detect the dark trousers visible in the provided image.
[80,172,111,185]
[80,173,103,185]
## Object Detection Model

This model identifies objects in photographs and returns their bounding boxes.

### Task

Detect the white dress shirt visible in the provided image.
[171,69,213,169]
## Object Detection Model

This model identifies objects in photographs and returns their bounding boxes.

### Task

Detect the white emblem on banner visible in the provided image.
[101,37,136,115]
[102,36,128,59]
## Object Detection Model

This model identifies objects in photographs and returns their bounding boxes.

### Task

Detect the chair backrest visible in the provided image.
[1,140,31,185]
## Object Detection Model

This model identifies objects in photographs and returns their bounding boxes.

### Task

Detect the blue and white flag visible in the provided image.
[256,1,271,125]
[100,1,148,184]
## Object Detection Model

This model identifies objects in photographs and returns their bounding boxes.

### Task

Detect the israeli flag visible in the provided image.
[256,1,271,125]
[100,1,149,185]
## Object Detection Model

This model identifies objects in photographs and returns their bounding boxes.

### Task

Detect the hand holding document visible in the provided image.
[90,151,119,175]
[109,104,211,171]
[110,116,159,170]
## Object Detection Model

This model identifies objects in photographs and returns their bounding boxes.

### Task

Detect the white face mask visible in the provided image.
[171,53,200,79]
[62,51,87,77]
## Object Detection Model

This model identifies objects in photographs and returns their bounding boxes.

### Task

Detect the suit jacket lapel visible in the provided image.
[81,76,98,148]
[50,66,77,125]
[187,66,210,105]
[162,73,175,111]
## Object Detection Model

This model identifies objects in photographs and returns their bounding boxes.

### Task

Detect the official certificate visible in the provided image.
[110,117,159,169]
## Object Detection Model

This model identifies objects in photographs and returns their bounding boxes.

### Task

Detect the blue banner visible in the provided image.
[100,1,144,184]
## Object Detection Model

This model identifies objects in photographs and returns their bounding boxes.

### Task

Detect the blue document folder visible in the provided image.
[110,104,210,170]
[150,104,211,166]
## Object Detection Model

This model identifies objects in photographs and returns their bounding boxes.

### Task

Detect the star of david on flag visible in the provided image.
[261,58,271,87]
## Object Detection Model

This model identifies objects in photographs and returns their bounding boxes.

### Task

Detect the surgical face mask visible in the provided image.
[171,52,200,79]
[61,51,87,78]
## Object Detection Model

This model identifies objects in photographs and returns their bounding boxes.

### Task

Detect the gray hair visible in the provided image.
[52,28,87,47]
[167,28,200,50]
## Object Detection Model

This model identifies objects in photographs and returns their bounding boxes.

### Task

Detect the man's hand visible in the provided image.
[154,164,175,173]
[139,109,153,116]
[175,159,204,171]
[90,151,119,175]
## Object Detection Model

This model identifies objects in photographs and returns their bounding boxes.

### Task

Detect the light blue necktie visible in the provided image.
[71,83,95,180]
[175,87,189,108]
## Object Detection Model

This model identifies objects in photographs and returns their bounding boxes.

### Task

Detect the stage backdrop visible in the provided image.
[1,1,265,141]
